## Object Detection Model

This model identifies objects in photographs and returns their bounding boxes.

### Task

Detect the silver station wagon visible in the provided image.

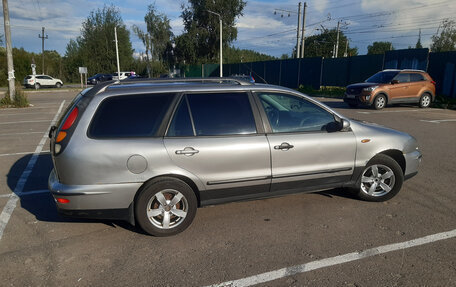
[49,78,422,236]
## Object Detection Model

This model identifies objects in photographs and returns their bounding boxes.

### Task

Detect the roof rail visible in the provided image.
[116,77,254,86]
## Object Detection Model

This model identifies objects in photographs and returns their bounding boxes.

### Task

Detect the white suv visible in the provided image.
[23,75,63,89]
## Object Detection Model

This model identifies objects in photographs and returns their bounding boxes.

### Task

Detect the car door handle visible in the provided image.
[274,142,294,150]
[175,147,199,156]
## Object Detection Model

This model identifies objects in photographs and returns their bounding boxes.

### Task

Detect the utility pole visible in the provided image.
[2,0,15,101]
[296,2,302,58]
[300,2,307,58]
[335,20,341,58]
[344,39,348,57]
[38,27,48,74]
[208,10,223,77]
[274,5,301,59]
[114,27,121,81]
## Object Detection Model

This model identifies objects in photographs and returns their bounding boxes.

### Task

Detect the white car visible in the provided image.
[23,75,63,89]
[112,71,135,80]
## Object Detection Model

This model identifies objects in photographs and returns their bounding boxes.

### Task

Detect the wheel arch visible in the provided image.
[373,92,389,104]
[377,149,405,175]
[133,174,202,208]
[421,90,435,101]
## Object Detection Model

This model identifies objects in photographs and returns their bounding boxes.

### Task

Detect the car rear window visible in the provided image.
[89,93,175,138]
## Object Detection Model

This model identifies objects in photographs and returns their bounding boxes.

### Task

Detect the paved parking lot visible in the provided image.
[0,91,455,286]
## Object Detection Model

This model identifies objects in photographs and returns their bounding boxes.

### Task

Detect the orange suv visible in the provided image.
[344,69,436,110]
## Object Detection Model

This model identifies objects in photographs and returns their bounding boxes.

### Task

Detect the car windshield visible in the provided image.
[365,71,399,83]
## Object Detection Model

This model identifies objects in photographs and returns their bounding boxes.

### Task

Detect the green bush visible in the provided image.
[0,83,29,108]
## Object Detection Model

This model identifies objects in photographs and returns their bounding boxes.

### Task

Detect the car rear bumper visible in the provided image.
[403,150,422,180]
[48,169,141,221]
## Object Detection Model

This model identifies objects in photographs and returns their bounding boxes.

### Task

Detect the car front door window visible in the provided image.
[258,93,337,133]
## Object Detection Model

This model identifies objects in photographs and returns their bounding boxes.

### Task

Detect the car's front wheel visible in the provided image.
[135,177,197,236]
[356,154,404,202]
[56,82,62,88]
[373,94,386,110]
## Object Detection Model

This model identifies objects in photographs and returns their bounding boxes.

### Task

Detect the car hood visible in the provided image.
[346,82,379,89]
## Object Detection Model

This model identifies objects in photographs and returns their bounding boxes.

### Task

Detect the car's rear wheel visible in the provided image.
[373,94,386,110]
[34,83,41,89]
[56,82,62,88]
[419,93,431,108]
[356,154,404,202]
[135,177,197,236]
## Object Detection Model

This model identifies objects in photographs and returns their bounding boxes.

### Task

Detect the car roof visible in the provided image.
[382,69,426,73]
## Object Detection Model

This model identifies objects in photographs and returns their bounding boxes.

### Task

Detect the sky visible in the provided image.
[1,0,456,59]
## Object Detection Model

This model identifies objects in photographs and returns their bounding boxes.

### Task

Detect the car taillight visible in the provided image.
[56,107,78,143]
[431,80,436,85]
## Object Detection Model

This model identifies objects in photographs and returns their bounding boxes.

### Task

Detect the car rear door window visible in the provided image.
[394,73,410,83]
[167,97,194,137]
[185,92,257,136]
[89,93,175,138]
[258,93,336,133]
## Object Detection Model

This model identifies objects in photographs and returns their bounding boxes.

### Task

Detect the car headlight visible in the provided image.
[363,86,378,92]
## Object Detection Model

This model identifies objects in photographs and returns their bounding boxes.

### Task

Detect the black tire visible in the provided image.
[135,177,197,236]
[35,83,41,89]
[419,93,431,108]
[347,102,358,108]
[356,154,404,202]
[56,82,62,88]
[373,94,386,110]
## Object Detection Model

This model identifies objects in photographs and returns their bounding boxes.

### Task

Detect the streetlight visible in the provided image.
[207,10,222,77]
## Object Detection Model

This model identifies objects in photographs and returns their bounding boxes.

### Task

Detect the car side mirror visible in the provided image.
[341,119,350,131]
[391,80,399,84]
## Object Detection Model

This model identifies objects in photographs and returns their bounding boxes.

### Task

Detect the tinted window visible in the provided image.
[410,73,425,82]
[394,73,410,83]
[89,93,174,138]
[366,71,398,83]
[187,93,257,136]
[167,97,194,137]
[258,93,336,133]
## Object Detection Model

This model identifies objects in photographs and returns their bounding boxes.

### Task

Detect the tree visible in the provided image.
[303,28,357,58]
[175,0,246,65]
[133,4,174,77]
[64,5,134,80]
[415,30,423,49]
[431,19,456,52]
[367,41,393,55]
[223,46,276,64]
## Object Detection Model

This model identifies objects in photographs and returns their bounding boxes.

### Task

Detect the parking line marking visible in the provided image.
[0,100,65,241]
[420,119,456,123]
[357,109,421,114]
[0,150,50,157]
[0,131,44,137]
[207,229,456,287]
[0,190,49,198]
[0,120,51,125]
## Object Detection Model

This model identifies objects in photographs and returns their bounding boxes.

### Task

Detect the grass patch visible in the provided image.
[298,85,345,98]
[0,84,30,108]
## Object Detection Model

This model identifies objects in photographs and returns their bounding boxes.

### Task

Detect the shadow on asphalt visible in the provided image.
[7,154,144,233]
[316,188,360,200]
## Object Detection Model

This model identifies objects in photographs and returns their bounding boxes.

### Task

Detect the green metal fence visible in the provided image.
[184,49,456,98]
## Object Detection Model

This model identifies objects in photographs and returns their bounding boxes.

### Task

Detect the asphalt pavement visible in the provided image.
[0,91,455,286]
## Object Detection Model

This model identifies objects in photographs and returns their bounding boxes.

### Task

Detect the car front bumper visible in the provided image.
[48,169,141,222]
[403,150,422,180]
